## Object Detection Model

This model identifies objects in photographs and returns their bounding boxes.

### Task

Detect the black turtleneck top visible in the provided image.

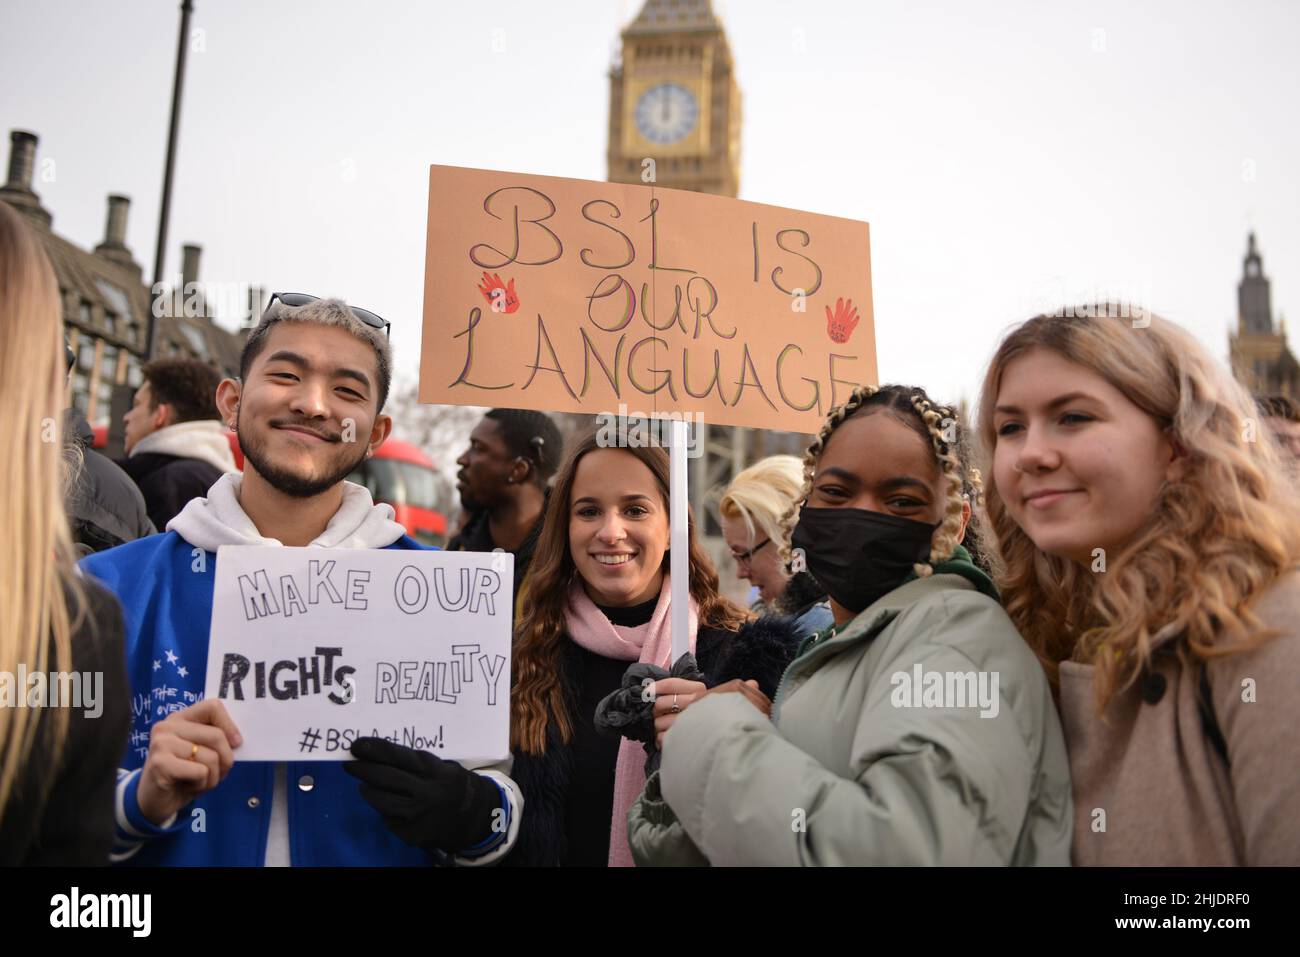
[563,594,659,865]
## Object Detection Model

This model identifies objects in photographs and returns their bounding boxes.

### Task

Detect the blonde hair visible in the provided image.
[0,201,83,823]
[782,384,983,577]
[977,308,1300,707]
[717,455,805,552]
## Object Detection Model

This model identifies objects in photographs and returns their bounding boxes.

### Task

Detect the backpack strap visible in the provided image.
[1198,665,1230,768]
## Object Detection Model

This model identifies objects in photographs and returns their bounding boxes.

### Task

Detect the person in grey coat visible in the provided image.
[628,384,1073,866]
[63,379,156,555]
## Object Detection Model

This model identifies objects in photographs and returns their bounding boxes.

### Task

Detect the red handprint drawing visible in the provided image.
[477,271,520,314]
[825,296,860,344]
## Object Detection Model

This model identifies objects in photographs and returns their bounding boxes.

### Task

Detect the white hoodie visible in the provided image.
[159,472,522,867]
[130,420,239,474]
[168,472,405,549]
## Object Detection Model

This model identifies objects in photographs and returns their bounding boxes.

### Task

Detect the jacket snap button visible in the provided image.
[297,775,315,792]
[1141,672,1167,704]
[247,796,260,808]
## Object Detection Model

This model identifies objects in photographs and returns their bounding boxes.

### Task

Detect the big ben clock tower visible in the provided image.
[608,0,742,197]
[606,1,798,604]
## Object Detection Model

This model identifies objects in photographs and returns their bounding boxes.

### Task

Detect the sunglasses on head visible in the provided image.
[266,292,391,338]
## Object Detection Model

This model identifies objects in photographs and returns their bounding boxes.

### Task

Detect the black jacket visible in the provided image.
[0,578,131,865]
[118,451,223,532]
[447,490,550,601]
[63,410,155,555]
[504,614,800,866]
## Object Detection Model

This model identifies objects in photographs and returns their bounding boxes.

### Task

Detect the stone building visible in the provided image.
[0,129,247,428]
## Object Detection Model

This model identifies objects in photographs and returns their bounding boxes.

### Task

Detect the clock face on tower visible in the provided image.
[634,83,699,145]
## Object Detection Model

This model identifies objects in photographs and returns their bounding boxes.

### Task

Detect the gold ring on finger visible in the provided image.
[189,742,199,761]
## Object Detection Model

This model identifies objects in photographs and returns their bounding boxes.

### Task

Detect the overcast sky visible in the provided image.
[3,0,1298,417]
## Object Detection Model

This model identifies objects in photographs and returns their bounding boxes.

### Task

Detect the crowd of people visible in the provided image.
[3,197,1299,867]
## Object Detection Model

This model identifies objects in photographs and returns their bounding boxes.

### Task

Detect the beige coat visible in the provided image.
[1060,570,1300,865]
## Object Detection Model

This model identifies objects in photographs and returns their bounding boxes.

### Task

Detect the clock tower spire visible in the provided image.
[607,0,742,197]
[1229,232,1300,398]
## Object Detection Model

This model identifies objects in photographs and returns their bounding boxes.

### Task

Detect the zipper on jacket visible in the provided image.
[770,609,899,717]
[772,622,845,717]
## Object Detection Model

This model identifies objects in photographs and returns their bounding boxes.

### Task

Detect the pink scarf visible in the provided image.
[564,573,699,867]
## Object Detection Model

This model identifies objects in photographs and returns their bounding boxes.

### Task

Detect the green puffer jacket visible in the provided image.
[627,549,1073,865]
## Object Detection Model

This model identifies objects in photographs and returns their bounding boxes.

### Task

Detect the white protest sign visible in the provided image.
[203,545,512,764]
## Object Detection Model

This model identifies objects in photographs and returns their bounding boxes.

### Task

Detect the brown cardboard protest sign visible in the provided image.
[419,165,875,433]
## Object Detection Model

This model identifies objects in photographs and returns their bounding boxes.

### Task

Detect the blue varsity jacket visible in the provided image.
[81,531,517,866]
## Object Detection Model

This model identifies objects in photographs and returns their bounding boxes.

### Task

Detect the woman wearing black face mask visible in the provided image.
[628,385,1073,865]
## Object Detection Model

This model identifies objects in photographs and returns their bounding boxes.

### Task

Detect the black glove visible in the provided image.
[593,652,706,775]
[344,737,502,855]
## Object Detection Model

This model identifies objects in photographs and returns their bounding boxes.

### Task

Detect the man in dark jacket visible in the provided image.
[119,357,236,530]
[64,407,156,555]
[448,408,563,599]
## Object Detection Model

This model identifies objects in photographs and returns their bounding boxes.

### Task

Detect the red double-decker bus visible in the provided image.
[93,427,448,546]
[346,437,448,547]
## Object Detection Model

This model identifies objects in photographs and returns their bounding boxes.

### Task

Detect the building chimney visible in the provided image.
[181,243,201,291]
[6,130,36,191]
[105,195,129,246]
[177,243,208,320]
[247,284,267,326]
[94,194,141,276]
[0,129,52,228]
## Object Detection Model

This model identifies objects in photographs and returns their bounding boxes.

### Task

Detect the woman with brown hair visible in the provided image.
[0,200,130,864]
[505,427,798,866]
[979,308,1300,864]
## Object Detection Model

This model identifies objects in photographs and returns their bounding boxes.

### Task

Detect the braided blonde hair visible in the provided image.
[781,383,983,577]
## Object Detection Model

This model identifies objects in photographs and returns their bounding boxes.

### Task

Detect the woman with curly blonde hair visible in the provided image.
[979,308,1300,865]
[628,384,1072,865]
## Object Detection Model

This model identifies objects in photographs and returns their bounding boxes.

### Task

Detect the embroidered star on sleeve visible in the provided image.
[165,650,179,665]
[153,660,162,671]
[177,666,188,678]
